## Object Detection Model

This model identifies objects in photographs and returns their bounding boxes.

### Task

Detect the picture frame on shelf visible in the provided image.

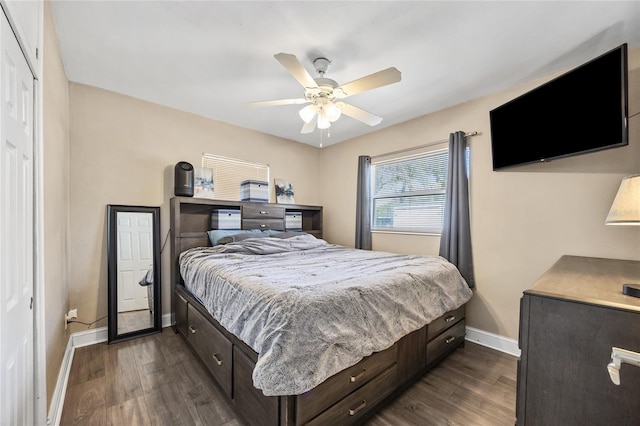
[274,178,295,204]
[194,167,214,199]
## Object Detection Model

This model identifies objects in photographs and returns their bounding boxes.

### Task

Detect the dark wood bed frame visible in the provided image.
[170,196,467,425]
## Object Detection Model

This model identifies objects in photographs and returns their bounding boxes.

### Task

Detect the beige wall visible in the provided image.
[43,0,70,410]
[67,84,321,333]
[320,46,640,341]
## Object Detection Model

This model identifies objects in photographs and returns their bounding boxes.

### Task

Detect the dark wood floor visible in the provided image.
[60,329,517,426]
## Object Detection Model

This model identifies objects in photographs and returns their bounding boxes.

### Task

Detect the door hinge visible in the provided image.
[35,48,38,60]
[30,297,33,310]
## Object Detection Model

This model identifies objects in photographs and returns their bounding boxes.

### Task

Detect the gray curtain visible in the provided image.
[355,155,372,250]
[439,131,475,288]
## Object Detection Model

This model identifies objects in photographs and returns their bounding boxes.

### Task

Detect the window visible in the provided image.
[371,148,449,234]
[202,154,269,201]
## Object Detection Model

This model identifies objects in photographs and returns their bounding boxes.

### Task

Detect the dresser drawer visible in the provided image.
[187,305,233,397]
[426,319,465,367]
[296,343,397,424]
[306,364,397,426]
[427,304,466,342]
[242,204,284,219]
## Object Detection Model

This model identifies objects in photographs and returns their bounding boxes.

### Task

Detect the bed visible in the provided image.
[170,197,473,425]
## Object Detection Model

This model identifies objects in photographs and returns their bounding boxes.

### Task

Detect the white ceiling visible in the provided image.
[50,1,640,147]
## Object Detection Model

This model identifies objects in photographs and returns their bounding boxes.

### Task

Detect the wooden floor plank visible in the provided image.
[61,330,518,426]
[60,376,106,426]
[144,382,199,426]
[67,344,105,387]
[104,341,145,408]
[106,395,150,426]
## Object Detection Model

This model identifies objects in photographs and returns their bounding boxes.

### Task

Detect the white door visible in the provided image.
[0,10,35,426]
[116,212,153,312]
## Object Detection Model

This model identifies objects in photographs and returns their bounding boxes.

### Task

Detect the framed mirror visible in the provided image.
[107,205,161,343]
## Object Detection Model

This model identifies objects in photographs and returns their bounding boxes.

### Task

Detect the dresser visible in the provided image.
[516,255,640,425]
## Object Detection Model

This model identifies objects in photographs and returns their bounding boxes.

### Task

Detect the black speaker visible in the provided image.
[174,161,194,197]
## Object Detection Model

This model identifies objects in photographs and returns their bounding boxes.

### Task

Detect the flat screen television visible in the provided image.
[490,43,628,170]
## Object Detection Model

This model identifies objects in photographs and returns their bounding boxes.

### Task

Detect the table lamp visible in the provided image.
[605,174,640,297]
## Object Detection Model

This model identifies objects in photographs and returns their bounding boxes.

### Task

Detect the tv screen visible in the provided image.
[490,43,628,170]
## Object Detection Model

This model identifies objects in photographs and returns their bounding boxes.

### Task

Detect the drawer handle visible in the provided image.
[259,211,269,215]
[445,315,456,322]
[259,224,268,228]
[350,368,367,383]
[212,353,223,366]
[445,336,456,344]
[189,325,196,334]
[349,400,367,416]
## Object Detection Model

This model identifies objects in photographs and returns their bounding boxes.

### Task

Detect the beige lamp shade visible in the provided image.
[605,174,640,225]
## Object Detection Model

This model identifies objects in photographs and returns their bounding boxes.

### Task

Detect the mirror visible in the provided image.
[107,205,161,343]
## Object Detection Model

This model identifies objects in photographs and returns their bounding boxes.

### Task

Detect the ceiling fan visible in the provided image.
[244,53,401,134]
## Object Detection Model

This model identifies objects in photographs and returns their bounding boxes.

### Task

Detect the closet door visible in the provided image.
[0,9,35,426]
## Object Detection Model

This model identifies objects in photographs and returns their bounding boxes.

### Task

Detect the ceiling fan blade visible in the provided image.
[243,98,309,108]
[340,103,383,126]
[301,120,316,134]
[336,67,401,98]
[274,53,319,89]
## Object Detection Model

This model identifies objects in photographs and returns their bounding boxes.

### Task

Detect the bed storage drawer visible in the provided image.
[306,364,397,426]
[426,304,465,341]
[233,346,279,426]
[426,319,466,367]
[242,204,285,220]
[174,292,188,338]
[187,305,233,397]
[242,218,285,231]
[242,205,285,231]
[296,343,397,424]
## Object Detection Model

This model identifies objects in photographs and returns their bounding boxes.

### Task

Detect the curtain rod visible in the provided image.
[371,131,479,160]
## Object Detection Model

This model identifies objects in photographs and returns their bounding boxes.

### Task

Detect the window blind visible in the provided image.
[371,148,448,233]
[201,154,269,201]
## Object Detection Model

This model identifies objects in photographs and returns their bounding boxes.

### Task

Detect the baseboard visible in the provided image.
[47,313,173,425]
[465,326,521,357]
[46,335,74,426]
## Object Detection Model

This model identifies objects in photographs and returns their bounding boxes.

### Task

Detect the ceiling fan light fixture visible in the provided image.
[249,53,401,135]
[317,112,331,129]
[298,104,316,123]
[325,101,342,122]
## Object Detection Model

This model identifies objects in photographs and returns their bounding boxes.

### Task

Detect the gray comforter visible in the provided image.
[179,234,473,396]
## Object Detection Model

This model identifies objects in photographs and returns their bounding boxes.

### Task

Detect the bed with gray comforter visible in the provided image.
[179,233,472,396]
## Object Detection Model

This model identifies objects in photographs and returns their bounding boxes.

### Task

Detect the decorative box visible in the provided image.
[211,209,241,229]
[240,180,268,202]
[285,212,302,231]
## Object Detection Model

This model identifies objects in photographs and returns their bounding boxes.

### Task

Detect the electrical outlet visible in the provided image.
[64,308,78,331]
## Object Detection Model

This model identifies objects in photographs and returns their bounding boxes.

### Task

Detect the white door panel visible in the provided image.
[0,10,34,426]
